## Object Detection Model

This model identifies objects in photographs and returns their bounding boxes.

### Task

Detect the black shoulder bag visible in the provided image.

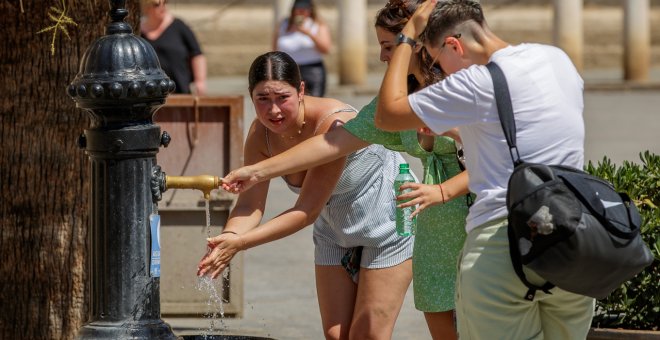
[486,62,654,301]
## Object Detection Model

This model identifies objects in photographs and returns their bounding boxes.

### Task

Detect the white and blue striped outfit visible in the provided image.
[266,109,414,270]
[312,143,414,269]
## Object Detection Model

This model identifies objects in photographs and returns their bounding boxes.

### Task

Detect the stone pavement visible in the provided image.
[162,67,660,340]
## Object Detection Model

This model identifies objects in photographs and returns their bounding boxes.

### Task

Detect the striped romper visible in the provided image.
[266,108,414,274]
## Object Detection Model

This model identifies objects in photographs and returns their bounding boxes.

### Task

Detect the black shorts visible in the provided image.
[299,61,326,97]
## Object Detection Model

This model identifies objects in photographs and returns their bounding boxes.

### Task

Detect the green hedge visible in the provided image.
[587,151,660,331]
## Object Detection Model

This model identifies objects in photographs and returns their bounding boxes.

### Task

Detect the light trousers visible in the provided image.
[456,218,595,340]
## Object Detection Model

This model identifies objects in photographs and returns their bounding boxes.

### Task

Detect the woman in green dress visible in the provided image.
[220,1,470,339]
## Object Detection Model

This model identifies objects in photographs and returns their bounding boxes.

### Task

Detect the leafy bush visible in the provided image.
[587,151,660,331]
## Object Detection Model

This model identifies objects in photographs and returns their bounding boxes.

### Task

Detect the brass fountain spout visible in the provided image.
[164,175,221,200]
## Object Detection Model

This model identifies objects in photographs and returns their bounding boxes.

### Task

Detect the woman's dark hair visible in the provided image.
[375,0,422,34]
[248,51,302,95]
[375,0,443,91]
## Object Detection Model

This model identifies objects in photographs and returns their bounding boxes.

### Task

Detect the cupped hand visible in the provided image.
[403,0,438,39]
[221,166,260,194]
[295,24,312,37]
[197,233,244,279]
[396,182,445,219]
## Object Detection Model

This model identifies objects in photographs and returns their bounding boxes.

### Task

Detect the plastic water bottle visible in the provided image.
[394,163,416,236]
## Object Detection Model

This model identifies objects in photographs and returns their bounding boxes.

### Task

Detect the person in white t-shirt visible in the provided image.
[274,0,331,97]
[375,0,595,339]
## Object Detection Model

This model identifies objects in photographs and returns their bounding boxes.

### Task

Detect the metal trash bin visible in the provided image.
[155,95,244,317]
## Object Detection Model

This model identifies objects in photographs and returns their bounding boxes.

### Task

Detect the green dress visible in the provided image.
[343,97,469,312]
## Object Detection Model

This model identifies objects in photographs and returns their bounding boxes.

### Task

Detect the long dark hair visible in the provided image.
[248,51,302,95]
[375,0,443,91]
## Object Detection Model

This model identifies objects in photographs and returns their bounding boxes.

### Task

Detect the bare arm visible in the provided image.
[199,111,359,278]
[190,54,207,96]
[199,143,349,278]
[195,126,272,278]
[221,127,369,193]
[375,41,423,131]
[440,170,470,199]
[305,21,332,54]
[375,0,437,131]
[239,154,347,248]
[216,125,271,235]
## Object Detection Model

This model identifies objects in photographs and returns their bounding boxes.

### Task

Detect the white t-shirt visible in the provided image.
[276,18,323,65]
[409,44,585,233]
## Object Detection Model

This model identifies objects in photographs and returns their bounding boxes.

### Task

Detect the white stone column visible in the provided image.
[553,0,583,72]
[624,0,650,82]
[274,0,293,30]
[338,0,367,85]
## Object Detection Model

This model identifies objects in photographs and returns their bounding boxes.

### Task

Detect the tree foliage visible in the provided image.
[588,151,660,331]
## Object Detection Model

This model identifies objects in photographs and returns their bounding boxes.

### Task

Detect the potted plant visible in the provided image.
[586,151,660,339]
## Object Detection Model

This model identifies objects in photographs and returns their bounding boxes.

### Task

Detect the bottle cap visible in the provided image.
[399,163,409,170]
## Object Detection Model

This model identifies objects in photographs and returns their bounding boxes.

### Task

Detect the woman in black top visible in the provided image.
[140,0,207,95]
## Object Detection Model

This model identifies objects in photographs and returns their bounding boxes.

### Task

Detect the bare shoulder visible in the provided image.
[244,119,269,159]
[305,96,357,134]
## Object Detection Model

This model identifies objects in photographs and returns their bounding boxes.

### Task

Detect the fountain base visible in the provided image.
[76,319,178,339]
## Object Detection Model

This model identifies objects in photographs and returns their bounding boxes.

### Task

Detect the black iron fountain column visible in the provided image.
[68,1,177,339]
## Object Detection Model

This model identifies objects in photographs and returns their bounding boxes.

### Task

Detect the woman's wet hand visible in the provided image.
[221,166,260,193]
[197,233,244,279]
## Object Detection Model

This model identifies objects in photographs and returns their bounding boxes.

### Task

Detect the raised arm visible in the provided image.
[303,20,332,54]
[376,0,437,131]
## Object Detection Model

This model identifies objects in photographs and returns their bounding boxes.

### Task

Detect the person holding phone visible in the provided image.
[274,0,331,97]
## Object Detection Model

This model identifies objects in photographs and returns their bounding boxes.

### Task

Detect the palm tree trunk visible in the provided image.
[0,1,140,338]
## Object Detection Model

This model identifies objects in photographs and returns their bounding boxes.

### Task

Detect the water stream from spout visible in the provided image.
[195,198,228,338]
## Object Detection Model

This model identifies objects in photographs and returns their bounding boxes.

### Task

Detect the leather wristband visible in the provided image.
[396,32,417,48]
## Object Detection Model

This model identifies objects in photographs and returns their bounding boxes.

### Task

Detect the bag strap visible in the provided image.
[486,62,522,166]
[507,223,555,300]
[558,173,640,239]
[487,61,555,300]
